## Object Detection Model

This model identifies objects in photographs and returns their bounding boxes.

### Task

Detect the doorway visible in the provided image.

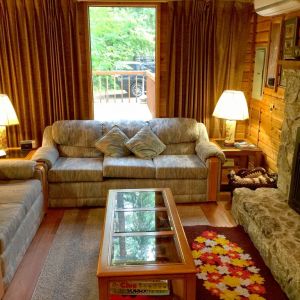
[89,6,157,121]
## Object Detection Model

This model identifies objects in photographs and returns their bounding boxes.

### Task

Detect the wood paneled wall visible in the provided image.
[236,14,256,140]
[247,12,300,172]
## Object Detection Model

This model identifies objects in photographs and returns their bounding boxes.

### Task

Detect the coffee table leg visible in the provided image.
[98,278,109,300]
[186,274,196,300]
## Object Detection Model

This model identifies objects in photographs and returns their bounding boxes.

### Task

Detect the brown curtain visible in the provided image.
[0,0,91,147]
[166,0,253,137]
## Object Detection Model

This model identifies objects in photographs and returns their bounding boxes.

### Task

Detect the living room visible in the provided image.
[0,0,300,299]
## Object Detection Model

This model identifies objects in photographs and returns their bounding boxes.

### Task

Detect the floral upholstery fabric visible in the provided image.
[102,120,147,138]
[0,179,41,212]
[48,157,103,182]
[149,118,199,144]
[162,142,196,155]
[42,126,56,147]
[154,155,207,179]
[232,188,300,300]
[95,126,131,157]
[125,126,166,159]
[196,141,226,163]
[58,145,102,158]
[0,174,44,288]
[0,160,36,180]
[48,178,207,207]
[0,204,26,254]
[52,120,103,147]
[103,156,156,178]
[32,146,59,168]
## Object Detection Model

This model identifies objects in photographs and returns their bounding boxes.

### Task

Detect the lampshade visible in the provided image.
[213,90,249,121]
[0,94,19,126]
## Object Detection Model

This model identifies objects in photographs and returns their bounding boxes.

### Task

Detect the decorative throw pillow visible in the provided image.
[95,126,131,157]
[125,126,166,159]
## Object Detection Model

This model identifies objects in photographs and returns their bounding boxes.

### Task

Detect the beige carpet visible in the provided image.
[31,209,104,300]
[31,205,208,300]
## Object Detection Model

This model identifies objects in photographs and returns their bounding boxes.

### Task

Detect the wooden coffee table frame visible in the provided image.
[97,188,196,300]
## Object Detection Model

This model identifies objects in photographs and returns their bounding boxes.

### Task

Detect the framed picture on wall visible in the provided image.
[283,17,299,59]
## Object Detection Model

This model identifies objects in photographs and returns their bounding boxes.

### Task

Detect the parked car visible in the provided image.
[114,61,155,97]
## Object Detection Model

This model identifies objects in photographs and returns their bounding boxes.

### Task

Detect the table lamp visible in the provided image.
[0,94,20,157]
[213,90,249,146]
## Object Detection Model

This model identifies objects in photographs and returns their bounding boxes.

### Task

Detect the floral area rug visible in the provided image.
[183,225,288,300]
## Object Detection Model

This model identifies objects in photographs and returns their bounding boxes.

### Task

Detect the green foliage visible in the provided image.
[89,7,155,71]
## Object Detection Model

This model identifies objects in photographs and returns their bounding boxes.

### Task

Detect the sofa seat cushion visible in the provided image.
[48,157,103,182]
[154,155,207,179]
[0,179,42,212]
[0,203,26,254]
[103,156,155,179]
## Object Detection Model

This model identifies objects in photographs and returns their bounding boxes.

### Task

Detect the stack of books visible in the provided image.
[110,280,170,299]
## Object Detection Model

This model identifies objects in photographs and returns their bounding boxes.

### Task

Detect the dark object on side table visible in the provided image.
[228,167,278,191]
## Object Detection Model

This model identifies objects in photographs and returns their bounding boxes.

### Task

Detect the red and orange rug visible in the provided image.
[183,225,288,300]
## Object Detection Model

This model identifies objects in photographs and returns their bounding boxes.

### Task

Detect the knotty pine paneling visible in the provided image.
[236,14,256,140]
[247,11,300,172]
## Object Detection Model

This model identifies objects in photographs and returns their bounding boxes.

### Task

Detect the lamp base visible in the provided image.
[224,120,237,146]
[0,149,6,158]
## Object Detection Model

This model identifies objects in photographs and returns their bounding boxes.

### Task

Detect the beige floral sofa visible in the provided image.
[0,160,45,291]
[232,188,300,300]
[32,118,225,207]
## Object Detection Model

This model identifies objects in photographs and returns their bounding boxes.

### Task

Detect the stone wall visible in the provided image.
[277,70,300,197]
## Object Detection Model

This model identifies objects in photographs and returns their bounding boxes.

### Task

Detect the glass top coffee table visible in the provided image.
[97,188,196,300]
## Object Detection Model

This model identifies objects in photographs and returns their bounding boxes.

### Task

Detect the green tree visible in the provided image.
[89,7,155,71]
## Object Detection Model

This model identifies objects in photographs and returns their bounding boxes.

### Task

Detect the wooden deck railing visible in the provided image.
[93,70,149,103]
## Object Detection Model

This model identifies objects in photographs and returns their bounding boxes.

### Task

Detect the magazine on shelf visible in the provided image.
[110,296,175,300]
[234,141,256,149]
[110,280,170,296]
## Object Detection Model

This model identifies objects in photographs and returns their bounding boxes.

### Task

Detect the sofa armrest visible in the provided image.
[206,157,222,201]
[195,142,225,202]
[33,164,48,213]
[32,146,59,169]
[0,160,37,180]
[195,141,226,163]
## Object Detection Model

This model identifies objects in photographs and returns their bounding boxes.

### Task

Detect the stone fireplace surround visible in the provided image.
[231,70,300,300]
[277,69,300,202]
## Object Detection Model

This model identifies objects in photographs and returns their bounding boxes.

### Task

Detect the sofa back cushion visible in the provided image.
[149,118,199,155]
[52,121,103,158]
[102,120,147,138]
[149,118,199,144]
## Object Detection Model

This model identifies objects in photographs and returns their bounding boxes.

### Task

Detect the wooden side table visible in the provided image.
[0,147,36,160]
[211,139,263,191]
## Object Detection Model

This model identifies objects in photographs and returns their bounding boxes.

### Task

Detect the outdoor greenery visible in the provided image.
[89,7,156,71]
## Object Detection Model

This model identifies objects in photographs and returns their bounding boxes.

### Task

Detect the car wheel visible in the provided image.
[130,81,144,98]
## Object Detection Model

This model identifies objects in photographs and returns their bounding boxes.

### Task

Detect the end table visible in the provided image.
[0,147,36,160]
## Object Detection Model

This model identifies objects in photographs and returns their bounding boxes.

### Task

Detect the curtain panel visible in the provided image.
[0,0,91,147]
[166,0,253,137]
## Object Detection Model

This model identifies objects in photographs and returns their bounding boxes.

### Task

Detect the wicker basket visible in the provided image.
[228,167,278,191]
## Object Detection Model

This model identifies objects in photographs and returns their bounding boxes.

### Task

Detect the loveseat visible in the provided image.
[232,188,300,300]
[0,160,45,292]
[32,118,225,207]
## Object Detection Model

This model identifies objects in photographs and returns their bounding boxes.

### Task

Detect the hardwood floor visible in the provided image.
[4,196,235,300]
